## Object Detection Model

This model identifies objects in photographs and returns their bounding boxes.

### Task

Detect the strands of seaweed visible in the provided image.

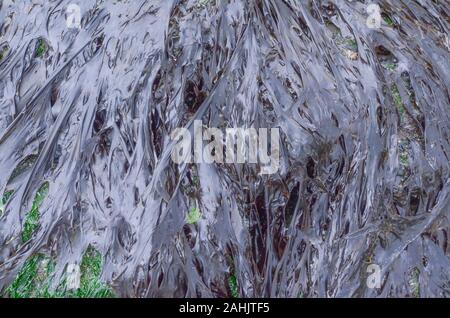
[0,0,448,297]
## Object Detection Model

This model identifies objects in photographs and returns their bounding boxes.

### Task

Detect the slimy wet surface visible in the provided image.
[0,0,448,297]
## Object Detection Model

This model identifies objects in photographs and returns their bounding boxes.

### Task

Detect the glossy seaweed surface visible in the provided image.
[0,0,449,297]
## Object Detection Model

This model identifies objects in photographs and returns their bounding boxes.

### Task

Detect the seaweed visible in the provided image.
[0,0,448,298]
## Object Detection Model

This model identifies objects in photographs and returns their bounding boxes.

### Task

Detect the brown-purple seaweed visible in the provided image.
[0,0,448,297]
